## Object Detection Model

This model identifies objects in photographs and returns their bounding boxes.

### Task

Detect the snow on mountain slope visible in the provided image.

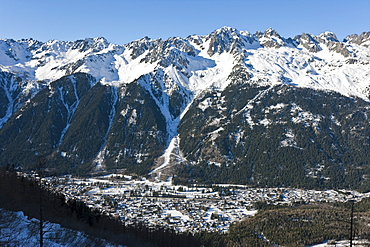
[1,27,370,177]
[1,27,369,102]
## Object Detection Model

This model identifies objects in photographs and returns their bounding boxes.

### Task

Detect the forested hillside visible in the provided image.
[1,28,370,189]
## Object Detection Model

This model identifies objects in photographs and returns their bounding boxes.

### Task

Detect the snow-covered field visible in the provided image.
[308,239,370,247]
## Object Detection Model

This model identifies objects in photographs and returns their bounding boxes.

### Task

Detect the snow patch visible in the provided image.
[57,75,82,146]
[198,97,212,111]
[291,103,322,129]
[235,86,274,128]
[0,208,121,246]
[280,129,303,149]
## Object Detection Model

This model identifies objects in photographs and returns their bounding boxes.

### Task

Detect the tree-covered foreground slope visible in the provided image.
[224,200,370,247]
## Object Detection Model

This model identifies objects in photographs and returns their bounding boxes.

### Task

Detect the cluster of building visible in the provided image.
[41,174,370,233]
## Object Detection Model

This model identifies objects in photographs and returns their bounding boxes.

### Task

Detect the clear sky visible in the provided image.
[1,0,369,45]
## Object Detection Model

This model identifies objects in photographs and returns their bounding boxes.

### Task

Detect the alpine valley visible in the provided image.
[1,27,370,190]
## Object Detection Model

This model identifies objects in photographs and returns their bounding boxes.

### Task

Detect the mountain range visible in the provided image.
[1,27,370,189]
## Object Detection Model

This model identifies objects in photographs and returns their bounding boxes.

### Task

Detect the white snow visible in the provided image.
[150,137,178,174]
[280,128,303,149]
[209,127,224,141]
[0,29,369,103]
[308,240,370,247]
[198,97,212,111]
[259,118,272,126]
[149,135,186,175]
[164,209,190,221]
[115,49,158,84]
[290,103,322,131]
[57,75,81,146]
[0,208,122,246]
[1,28,370,173]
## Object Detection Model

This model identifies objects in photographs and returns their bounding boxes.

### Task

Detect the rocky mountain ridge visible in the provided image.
[1,27,370,189]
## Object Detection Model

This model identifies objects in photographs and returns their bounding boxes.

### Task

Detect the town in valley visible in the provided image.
[30,173,370,234]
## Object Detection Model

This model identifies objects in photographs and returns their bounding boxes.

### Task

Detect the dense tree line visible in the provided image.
[181,200,370,246]
[224,200,370,246]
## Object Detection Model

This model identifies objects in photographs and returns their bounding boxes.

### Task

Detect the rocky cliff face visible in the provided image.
[1,27,370,188]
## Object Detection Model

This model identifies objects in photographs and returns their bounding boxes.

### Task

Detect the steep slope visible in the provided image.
[0,27,370,189]
[101,80,168,174]
[177,82,370,189]
[0,73,96,170]
[56,81,118,173]
[0,208,122,247]
[0,72,25,129]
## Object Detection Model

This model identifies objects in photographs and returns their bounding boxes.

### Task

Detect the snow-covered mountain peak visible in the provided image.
[313,32,352,58]
[256,28,294,48]
[38,36,112,55]
[239,30,251,37]
[212,26,238,35]
[263,27,280,37]
[70,36,111,53]
[125,36,157,60]
[200,26,257,57]
[1,27,370,104]
[345,31,370,47]
[0,38,42,66]
[318,31,339,43]
[294,33,321,52]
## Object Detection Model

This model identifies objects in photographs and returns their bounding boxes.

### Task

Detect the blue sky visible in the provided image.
[1,0,369,44]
